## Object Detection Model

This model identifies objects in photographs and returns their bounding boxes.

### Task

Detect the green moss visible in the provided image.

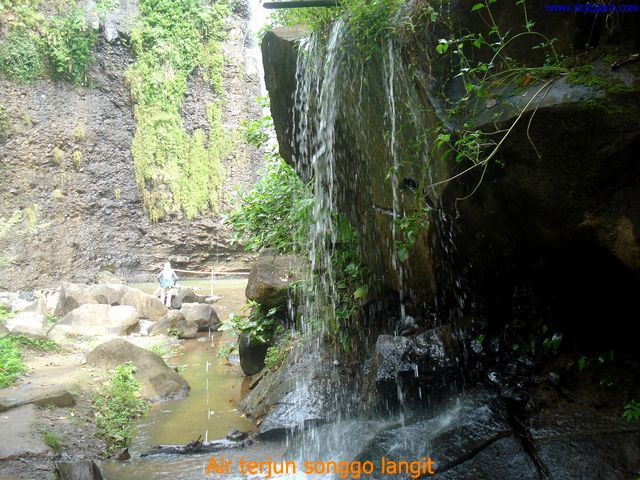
[566,62,640,95]
[128,0,231,221]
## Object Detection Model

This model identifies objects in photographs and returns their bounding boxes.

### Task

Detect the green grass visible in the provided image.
[149,341,174,357]
[0,104,10,142]
[0,337,27,388]
[41,429,64,453]
[94,362,148,449]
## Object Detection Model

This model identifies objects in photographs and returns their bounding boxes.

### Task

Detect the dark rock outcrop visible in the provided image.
[238,332,269,376]
[55,460,104,480]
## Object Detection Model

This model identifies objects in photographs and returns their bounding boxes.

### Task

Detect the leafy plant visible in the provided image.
[219,300,278,344]
[225,155,312,253]
[94,362,148,449]
[0,337,27,388]
[623,400,640,422]
[264,344,287,371]
[43,4,97,85]
[0,27,45,83]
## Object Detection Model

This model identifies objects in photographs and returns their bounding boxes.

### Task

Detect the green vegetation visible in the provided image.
[9,335,61,352]
[43,4,97,85]
[220,300,278,345]
[52,147,64,165]
[0,2,96,86]
[623,400,640,422]
[128,0,231,221]
[226,156,312,253]
[0,337,27,388]
[0,27,44,83]
[149,341,174,357]
[72,149,82,169]
[0,305,14,323]
[41,429,64,452]
[94,362,148,449]
[264,343,288,371]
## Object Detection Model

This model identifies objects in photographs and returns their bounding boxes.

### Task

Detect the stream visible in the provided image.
[101,279,285,480]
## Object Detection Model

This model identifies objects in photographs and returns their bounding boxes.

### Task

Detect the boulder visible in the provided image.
[245,253,301,310]
[6,310,47,338]
[59,304,139,336]
[55,283,166,321]
[0,385,75,412]
[85,339,190,402]
[170,286,206,309]
[149,310,197,339]
[47,324,74,343]
[55,460,104,480]
[0,323,8,337]
[180,303,220,331]
[0,296,11,311]
[238,333,269,376]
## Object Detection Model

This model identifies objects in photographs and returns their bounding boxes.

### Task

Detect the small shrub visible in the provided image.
[47,313,58,327]
[219,300,278,345]
[72,150,82,169]
[94,362,148,448]
[0,337,27,388]
[52,146,64,165]
[149,342,173,357]
[73,124,85,142]
[0,27,45,83]
[52,188,64,200]
[43,5,96,85]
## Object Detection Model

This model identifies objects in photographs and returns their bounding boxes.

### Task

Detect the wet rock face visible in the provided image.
[366,326,462,408]
[261,24,640,346]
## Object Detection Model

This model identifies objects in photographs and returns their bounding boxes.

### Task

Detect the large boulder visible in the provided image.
[149,310,197,339]
[180,303,220,331]
[6,310,47,337]
[245,252,301,310]
[55,283,166,321]
[0,404,50,459]
[85,339,190,402]
[170,286,206,309]
[58,304,139,336]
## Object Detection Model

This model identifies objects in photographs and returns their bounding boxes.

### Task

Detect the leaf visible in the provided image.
[471,3,485,11]
[354,285,368,300]
[397,246,409,263]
